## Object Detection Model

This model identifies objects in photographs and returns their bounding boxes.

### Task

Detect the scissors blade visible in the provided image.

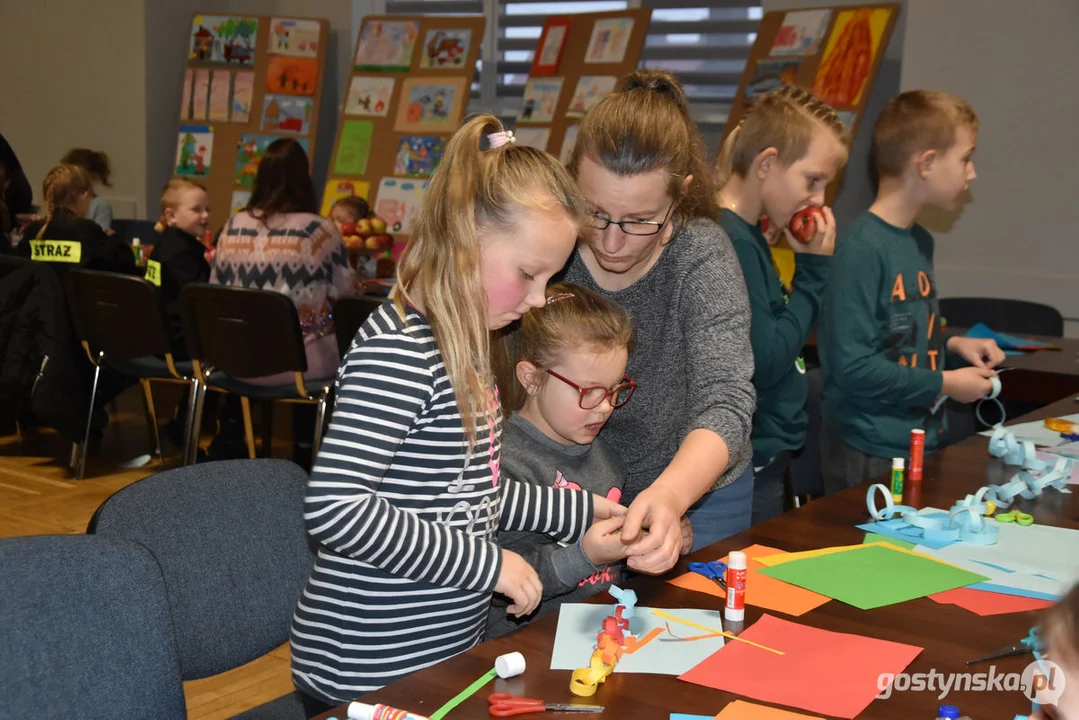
[544,704,604,712]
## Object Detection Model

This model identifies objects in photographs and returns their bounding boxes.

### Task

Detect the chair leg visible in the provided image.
[140,378,164,465]
[74,362,102,480]
[185,381,206,465]
[260,401,274,458]
[240,396,257,460]
[312,393,330,460]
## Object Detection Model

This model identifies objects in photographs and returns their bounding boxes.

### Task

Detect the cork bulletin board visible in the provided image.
[321,15,485,240]
[174,13,331,230]
[719,4,900,203]
[514,8,652,165]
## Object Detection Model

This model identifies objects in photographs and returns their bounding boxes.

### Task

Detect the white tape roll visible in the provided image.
[988,374,1002,399]
[495,651,526,679]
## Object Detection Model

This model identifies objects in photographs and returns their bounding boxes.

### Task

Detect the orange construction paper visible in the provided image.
[929,587,1055,616]
[679,614,923,719]
[715,700,825,719]
[668,544,830,617]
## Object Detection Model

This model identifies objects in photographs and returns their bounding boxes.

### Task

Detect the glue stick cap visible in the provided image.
[495,651,526,678]
[937,704,960,719]
[728,550,747,570]
[348,702,431,720]
[892,457,905,469]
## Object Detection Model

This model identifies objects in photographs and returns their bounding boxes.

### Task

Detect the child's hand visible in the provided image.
[495,549,542,617]
[679,515,693,555]
[621,485,683,575]
[592,493,627,521]
[946,336,1006,369]
[942,367,997,403]
[790,206,836,256]
[582,516,629,566]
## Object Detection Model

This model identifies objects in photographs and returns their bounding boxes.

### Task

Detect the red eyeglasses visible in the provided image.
[546,370,637,410]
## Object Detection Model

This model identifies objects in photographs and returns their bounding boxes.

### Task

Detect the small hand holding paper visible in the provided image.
[583,516,630,566]
[592,493,627,521]
[621,485,682,574]
[947,336,1006,369]
[496,549,542,617]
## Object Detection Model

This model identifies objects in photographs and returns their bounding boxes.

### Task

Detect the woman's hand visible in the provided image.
[620,484,684,574]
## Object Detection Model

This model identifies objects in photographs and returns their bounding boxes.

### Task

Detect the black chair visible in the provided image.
[0,534,186,719]
[333,295,383,358]
[66,268,196,479]
[939,297,1064,338]
[179,283,334,462]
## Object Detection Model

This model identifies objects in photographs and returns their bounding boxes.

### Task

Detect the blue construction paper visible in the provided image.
[964,322,1044,355]
[970,582,1059,602]
[671,715,713,720]
[855,521,958,550]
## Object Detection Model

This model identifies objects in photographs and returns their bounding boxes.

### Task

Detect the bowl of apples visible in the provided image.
[340,214,394,254]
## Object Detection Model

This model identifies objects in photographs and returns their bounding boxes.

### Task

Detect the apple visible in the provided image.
[370,216,387,234]
[376,234,394,250]
[365,236,381,250]
[788,206,823,244]
[339,221,357,237]
[345,235,365,250]
[356,218,372,237]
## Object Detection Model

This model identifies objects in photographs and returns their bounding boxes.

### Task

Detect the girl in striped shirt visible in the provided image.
[290,115,622,709]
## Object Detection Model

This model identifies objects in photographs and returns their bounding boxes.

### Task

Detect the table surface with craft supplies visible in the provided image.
[313,394,1079,720]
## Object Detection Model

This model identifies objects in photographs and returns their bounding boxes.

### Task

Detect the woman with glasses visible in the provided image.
[563,70,756,571]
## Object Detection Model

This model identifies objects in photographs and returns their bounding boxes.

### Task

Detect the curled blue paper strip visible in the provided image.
[608,585,637,619]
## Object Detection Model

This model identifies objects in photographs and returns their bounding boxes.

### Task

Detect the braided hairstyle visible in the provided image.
[36,164,93,238]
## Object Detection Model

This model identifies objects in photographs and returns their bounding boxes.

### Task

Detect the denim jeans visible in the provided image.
[686,464,754,552]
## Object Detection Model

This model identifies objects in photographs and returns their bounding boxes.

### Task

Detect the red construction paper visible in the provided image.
[929,587,1055,616]
[679,614,923,719]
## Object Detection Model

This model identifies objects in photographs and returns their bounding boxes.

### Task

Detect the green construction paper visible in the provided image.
[756,544,990,610]
[429,667,497,720]
[863,533,915,550]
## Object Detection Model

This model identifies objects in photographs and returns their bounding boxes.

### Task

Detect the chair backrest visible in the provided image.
[333,295,383,357]
[87,458,315,680]
[0,534,186,719]
[939,297,1065,338]
[67,267,174,359]
[180,282,307,377]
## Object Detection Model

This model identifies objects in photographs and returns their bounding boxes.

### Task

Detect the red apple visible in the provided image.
[365,236,381,250]
[339,221,357,237]
[788,206,823,244]
[356,218,372,237]
[370,216,387,234]
[377,234,394,250]
[345,235,365,250]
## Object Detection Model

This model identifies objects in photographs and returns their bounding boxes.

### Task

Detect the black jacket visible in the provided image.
[0,132,33,217]
[18,211,138,278]
[148,226,210,355]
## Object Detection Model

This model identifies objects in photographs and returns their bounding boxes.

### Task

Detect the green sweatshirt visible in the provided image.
[819,211,946,459]
[721,209,831,466]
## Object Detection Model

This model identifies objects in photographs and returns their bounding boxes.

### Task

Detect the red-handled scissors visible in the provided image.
[488,693,604,717]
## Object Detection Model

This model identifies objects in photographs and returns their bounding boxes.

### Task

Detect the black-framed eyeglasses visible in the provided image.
[547,370,637,410]
[587,202,675,236]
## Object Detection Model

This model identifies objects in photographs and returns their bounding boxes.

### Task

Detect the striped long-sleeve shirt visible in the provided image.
[290,302,594,704]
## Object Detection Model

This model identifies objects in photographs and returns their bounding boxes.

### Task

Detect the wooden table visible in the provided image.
[1001,334,1079,406]
[315,396,1079,720]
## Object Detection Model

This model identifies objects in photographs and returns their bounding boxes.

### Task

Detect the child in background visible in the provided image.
[715,85,848,524]
[818,91,1004,492]
[61,148,114,232]
[329,195,378,279]
[1032,582,1079,719]
[290,116,622,711]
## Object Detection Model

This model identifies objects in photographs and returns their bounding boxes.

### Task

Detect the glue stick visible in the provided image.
[891,458,905,503]
[725,550,747,622]
[348,702,430,720]
[909,429,925,484]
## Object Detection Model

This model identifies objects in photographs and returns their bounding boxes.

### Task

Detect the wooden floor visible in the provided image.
[0,385,296,720]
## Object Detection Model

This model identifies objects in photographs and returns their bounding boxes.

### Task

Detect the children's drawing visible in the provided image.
[270,18,320,58]
[192,69,210,121]
[374,178,429,235]
[180,69,194,120]
[345,76,394,117]
[519,78,564,124]
[354,20,419,71]
[176,125,213,177]
[393,136,445,178]
[813,8,892,108]
[559,125,580,165]
[230,190,251,217]
[585,17,634,64]
[333,120,374,176]
[514,127,550,152]
[321,179,371,217]
[261,95,314,134]
[566,76,617,117]
[744,58,801,103]
[209,70,231,122]
[394,78,467,134]
[231,71,254,123]
[770,9,833,57]
[266,56,319,96]
[419,29,471,69]
[234,134,309,188]
[189,15,258,66]
[531,19,571,76]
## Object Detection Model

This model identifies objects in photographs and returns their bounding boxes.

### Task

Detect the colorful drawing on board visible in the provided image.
[585,17,634,64]
[354,20,419,71]
[566,76,617,117]
[559,125,580,165]
[375,178,429,235]
[231,71,254,123]
[230,190,251,217]
[514,127,550,152]
[394,78,467,133]
[192,69,210,121]
[420,29,471,69]
[321,179,371,217]
[175,125,213,177]
[519,78,564,124]
[333,120,374,176]
[270,18,320,58]
[260,95,313,134]
[770,9,832,57]
[266,56,318,96]
[393,136,445,178]
[345,76,394,117]
[836,111,857,133]
[813,8,892,108]
[180,69,194,120]
[189,15,258,66]
[208,70,231,122]
[235,134,309,188]
[531,19,571,76]
[744,58,801,103]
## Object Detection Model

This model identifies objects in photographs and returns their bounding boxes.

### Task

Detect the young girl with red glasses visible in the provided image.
[486,282,690,638]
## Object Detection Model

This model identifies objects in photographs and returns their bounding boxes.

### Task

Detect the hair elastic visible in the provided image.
[546,292,574,305]
[487,130,515,149]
